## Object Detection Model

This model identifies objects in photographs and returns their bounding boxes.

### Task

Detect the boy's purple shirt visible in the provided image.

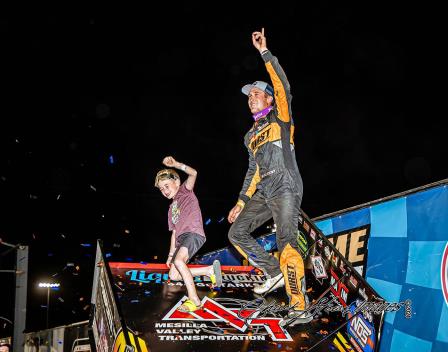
[168,182,205,243]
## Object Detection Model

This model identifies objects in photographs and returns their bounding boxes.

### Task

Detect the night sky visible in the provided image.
[0,4,445,336]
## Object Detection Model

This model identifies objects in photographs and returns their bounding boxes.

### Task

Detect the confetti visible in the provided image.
[114,284,124,292]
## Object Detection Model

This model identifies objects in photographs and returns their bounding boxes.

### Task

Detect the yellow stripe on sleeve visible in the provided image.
[266,61,290,123]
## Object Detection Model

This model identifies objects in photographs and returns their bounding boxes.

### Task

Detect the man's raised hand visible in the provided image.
[252,27,267,53]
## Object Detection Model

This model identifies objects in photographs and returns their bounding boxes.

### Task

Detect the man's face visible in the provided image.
[248,87,272,114]
[0,346,10,352]
[157,179,180,199]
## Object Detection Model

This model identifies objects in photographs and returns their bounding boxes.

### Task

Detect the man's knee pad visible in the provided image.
[280,243,306,310]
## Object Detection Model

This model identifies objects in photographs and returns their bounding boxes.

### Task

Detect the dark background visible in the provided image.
[0,3,445,336]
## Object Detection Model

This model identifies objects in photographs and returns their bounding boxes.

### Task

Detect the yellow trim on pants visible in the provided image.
[232,244,249,260]
[280,243,305,310]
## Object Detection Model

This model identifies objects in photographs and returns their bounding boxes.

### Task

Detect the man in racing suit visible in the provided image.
[227,29,311,323]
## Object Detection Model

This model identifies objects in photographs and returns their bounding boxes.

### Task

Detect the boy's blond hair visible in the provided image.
[154,169,180,187]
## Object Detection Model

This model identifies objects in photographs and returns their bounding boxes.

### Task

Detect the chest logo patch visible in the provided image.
[171,200,180,225]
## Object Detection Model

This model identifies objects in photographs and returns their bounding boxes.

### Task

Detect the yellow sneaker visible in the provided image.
[178,299,203,313]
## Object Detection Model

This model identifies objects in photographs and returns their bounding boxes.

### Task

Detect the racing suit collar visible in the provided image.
[252,106,273,121]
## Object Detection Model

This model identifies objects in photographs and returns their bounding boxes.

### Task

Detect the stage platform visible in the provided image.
[109,263,362,351]
[90,211,385,351]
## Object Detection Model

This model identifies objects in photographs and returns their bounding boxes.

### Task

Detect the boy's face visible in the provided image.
[158,179,180,199]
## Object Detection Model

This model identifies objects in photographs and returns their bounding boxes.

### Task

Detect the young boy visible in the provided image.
[155,156,222,312]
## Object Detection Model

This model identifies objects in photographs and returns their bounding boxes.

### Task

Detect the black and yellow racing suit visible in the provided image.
[228,50,307,310]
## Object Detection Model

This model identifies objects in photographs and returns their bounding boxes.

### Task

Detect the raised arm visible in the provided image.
[162,156,197,190]
[253,28,292,123]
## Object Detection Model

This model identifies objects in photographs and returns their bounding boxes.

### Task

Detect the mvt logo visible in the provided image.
[162,296,292,342]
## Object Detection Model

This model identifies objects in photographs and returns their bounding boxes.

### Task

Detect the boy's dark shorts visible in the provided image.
[173,232,206,262]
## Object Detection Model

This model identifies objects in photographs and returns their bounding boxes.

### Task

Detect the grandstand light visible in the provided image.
[38,282,60,329]
[38,282,60,288]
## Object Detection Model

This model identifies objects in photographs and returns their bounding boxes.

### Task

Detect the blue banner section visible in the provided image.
[318,182,448,351]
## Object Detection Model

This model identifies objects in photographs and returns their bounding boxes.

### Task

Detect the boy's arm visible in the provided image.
[169,230,176,256]
[166,230,176,267]
[162,156,197,191]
